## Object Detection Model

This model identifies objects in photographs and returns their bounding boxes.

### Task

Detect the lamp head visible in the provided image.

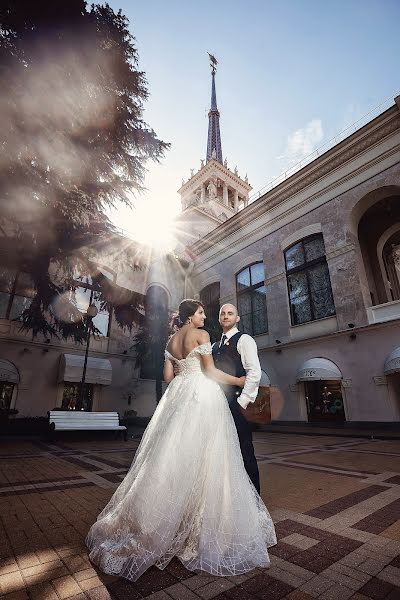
[87,304,98,318]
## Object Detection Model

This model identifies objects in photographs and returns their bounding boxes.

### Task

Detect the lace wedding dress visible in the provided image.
[86,342,276,582]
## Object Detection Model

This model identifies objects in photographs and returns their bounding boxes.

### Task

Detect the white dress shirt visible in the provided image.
[218,326,262,410]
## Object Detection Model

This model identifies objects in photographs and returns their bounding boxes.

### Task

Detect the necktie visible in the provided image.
[220,334,227,348]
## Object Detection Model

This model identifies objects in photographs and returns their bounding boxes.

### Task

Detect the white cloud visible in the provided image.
[286,118,323,159]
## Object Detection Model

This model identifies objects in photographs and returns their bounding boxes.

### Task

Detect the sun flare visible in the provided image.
[112,200,179,253]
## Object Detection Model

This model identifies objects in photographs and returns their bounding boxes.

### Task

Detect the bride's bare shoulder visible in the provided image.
[196,329,210,345]
[182,328,209,351]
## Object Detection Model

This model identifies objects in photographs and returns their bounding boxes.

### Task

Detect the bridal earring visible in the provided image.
[187,318,192,325]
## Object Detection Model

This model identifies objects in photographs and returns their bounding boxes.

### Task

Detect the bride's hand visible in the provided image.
[173,363,183,376]
[237,376,246,388]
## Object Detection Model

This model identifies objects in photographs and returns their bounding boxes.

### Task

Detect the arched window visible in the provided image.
[285,234,335,325]
[382,231,400,302]
[236,263,267,335]
[200,282,220,342]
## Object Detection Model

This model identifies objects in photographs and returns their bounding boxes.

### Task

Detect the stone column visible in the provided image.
[233,190,239,212]
[201,183,206,203]
[326,245,370,329]
[223,183,228,206]
[244,194,249,208]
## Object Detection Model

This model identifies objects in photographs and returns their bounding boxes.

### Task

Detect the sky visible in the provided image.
[106,0,400,245]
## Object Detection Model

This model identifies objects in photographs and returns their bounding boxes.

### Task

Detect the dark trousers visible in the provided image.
[228,395,260,494]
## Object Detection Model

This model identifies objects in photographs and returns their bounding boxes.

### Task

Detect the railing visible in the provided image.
[367,299,400,325]
[248,95,397,204]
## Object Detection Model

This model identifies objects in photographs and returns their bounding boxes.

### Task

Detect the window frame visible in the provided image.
[284,233,335,326]
[61,382,94,412]
[235,262,268,336]
[0,269,34,321]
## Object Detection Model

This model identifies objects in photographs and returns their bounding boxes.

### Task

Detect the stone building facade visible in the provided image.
[1,59,399,427]
[188,99,400,424]
[0,239,161,421]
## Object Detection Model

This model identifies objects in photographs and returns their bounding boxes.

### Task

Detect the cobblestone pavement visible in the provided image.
[1,432,400,599]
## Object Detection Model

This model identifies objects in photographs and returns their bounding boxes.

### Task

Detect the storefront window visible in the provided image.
[304,380,345,421]
[62,382,93,411]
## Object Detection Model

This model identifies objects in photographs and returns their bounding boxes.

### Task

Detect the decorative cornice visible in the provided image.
[196,275,220,290]
[265,272,286,286]
[280,224,322,251]
[326,243,356,260]
[256,314,400,352]
[191,106,400,255]
[234,254,265,273]
[178,159,252,194]
[176,205,225,225]
[184,196,236,215]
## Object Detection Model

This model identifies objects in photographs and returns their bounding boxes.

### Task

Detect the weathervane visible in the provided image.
[207,52,218,74]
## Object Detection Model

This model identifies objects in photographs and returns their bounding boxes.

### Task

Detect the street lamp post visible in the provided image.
[78,290,98,410]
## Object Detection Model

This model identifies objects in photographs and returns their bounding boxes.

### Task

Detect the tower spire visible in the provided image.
[206,53,223,164]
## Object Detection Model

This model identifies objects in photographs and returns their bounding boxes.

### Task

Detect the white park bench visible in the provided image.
[48,411,127,441]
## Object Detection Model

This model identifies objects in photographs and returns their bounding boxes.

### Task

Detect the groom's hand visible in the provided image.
[238,376,246,388]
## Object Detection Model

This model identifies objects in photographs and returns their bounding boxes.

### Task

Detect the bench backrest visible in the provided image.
[49,411,120,428]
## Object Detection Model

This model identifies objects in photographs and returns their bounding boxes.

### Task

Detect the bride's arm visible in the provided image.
[163,358,174,383]
[196,330,244,387]
[200,353,245,387]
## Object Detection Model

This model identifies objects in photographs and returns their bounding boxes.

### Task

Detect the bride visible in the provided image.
[87,299,276,582]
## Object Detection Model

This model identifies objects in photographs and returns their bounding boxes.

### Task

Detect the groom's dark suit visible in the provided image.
[212,332,260,493]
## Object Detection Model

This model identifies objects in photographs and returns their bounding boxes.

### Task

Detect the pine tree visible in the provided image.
[0,1,169,340]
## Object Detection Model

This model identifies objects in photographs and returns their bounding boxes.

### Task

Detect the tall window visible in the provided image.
[200,282,220,342]
[0,268,34,320]
[236,263,267,335]
[0,382,15,410]
[285,234,335,325]
[383,233,400,302]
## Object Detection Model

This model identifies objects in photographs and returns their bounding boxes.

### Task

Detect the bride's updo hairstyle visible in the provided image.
[172,299,204,328]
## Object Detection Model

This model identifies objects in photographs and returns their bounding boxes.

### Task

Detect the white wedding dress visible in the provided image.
[86,342,276,582]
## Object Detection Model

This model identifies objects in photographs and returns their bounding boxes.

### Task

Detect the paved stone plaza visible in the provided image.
[1,432,400,600]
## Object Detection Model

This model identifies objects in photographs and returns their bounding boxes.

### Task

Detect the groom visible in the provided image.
[212,304,261,493]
